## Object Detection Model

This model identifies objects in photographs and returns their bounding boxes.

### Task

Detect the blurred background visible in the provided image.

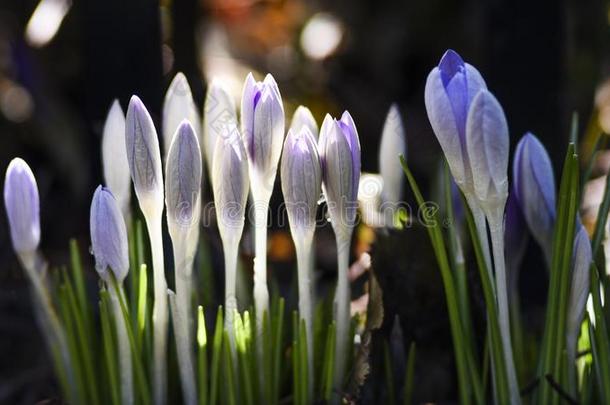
[0,0,609,403]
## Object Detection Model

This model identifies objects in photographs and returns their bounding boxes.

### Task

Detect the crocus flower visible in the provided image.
[289,105,318,139]
[90,186,129,283]
[504,187,529,299]
[465,89,509,209]
[319,111,361,242]
[240,72,285,191]
[212,127,249,335]
[318,110,360,390]
[424,49,487,192]
[567,222,592,367]
[102,100,131,220]
[379,103,406,209]
[4,158,40,255]
[125,95,168,405]
[162,72,200,158]
[513,132,556,263]
[204,78,238,173]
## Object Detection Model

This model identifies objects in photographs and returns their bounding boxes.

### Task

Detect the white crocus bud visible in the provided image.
[162,72,200,158]
[379,104,406,208]
[102,100,131,221]
[203,78,237,172]
[290,105,318,139]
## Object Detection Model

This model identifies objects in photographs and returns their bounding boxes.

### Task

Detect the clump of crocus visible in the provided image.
[212,125,249,338]
[280,125,321,391]
[319,111,361,391]
[125,95,168,405]
[162,72,201,159]
[4,158,75,401]
[240,72,285,325]
[204,79,238,173]
[90,185,133,405]
[513,132,556,265]
[165,121,202,405]
[379,103,406,226]
[102,100,131,222]
[290,105,318,139]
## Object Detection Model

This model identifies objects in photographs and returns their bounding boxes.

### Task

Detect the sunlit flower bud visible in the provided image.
[204,78,238,172]
[465,89,509,207]
[513,132,556,260]
[162,72,200,158]
[289,105,318,139]
[102,100,131,219]
[567,223,592,361]
[424,49,487,191]
[281,127,322,235]
[125,95,164,215]
[319,111,361,240]
[212,129,250,244]
[90,185,129,283]
[165,121,202,234]
[4,158,40,254]
[240,72,285,192]
[379,103,406,206]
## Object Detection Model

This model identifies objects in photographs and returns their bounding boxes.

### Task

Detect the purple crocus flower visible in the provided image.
[90,185,129,283]
[281,126,322,234]
[4,158,40,254]
[240,73,285,189]
[513,132,556,262]
[504,187,529,297]
[424,50,487,191]
[319,111,361,240]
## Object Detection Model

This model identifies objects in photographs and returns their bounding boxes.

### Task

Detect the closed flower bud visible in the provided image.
[125,95,164,215]
[289,106,318,140]
[319,111,361,241]
[90,185,129,283]
[465,89,509,207]
[212,129,250,244]
[165,121,202,231]
[379,103,406,206]
[281,127,322,235]
[204,78,238,172]
[424,49,487,191]
[162,72,200,158]
[513,132,556,260]
[102,100,131,219]
[240,72,285,192]
[504,187,528,296]
[4,158,40,254]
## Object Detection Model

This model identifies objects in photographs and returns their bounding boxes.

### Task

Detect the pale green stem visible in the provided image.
[333,236,351,392]
[20,251,77,403]
[144,214,168,405]
[110,283,134,405]
[487,208,521,405]
[295,235,314,397]
[253,201,270,333]
[172,236,197,405]
[465,194,493,284]
[224,239,239,346]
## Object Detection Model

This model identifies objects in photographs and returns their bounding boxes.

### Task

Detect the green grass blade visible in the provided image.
[403,342,416,405]
[222,330,237,405]
[100,291,121,405]
[272,298,285,404]
[299,318,309,405]
[209,306,224,405]
[589,265,610,403]
[321,321,336,401]
[197,306,208,405]
[383,339,396,405]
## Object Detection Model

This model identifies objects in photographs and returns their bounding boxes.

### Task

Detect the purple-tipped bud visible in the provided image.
[165,121,202,228]
[466,89,509,206]
[102,100,131,219]
[90,186,129,283]
[567,223,592,360]
[504,187,528,297]
[379,103,406,206]
[281,127,322,235]
[424,50,487,190]
[125,96,164,211]
[289,106,318,140]
[240,73,285,190]
[204,78,238,172]
[212,128,250,244]
[4,158,40,254]
[163,72,201,158]
[513,133,556,260]
[319,111,361,240]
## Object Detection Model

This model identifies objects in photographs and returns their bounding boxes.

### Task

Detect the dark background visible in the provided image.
[0,0,608,403]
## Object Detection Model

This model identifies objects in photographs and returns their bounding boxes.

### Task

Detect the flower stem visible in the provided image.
[295,236,314,397]
[110,283,134,405]
[145,214,168,405]
[253,201,270,334]
[487,209,521,405]
[224,241,239,345]
[333,236,351,393]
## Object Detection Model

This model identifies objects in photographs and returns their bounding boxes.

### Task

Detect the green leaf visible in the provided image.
[197,306,208,405]
[99,291,121,405]
[403,342,416,405]
[209,306,223,405]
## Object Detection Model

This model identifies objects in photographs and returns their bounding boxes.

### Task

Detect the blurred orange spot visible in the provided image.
[269,231,294,261]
